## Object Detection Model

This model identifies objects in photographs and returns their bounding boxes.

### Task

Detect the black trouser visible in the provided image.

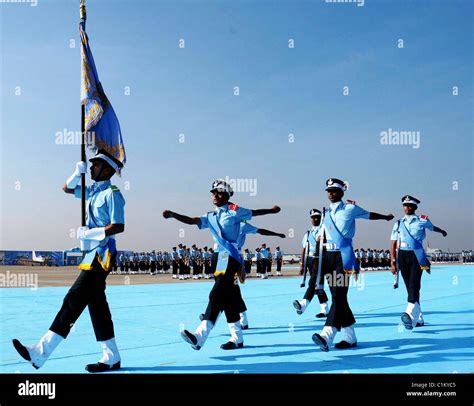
[178,259,185,275]
[276,259,282,273]
[261,259,269,275]
[256,260,261,274]
[50,257,115,341]
[244,260,252,275]
[172,260,178,275]
[321,251,355,330]
[398,250,423,304]
[203,254,241,323]
[192,260,200,275]
[204,260,212,275]
[303,256,329,304]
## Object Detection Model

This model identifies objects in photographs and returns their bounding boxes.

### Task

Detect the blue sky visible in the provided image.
[0,0,472,252]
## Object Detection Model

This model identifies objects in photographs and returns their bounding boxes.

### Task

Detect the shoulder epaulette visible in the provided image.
[229,203,239,211]
[110,185,120,192]
[420,214,429,220]
[346,199,356,205]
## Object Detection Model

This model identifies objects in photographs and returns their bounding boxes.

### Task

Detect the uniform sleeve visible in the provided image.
[198,214,209,230]
[390,222,399,241]
[422,218,434,231]
[235,206,252,222]
[106,190,125,224]
[351,204,370,220]
[301,232,308,248]
[74,185,90,200]
[242,222,258,235]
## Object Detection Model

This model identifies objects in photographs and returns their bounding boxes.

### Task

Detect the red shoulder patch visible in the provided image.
[346,199,356,205]
[228,203,239,211]
[420,214,429,220]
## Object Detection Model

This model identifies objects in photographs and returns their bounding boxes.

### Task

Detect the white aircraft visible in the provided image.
[32,251,46,264]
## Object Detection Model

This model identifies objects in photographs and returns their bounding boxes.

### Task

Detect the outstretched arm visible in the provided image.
[162,210,200,225]
[433,226,447,237]
[252,205,281,217]
[369,212,394,221]
[257,228,286,239]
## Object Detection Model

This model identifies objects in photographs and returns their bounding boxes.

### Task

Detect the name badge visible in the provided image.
[400,242,408,248]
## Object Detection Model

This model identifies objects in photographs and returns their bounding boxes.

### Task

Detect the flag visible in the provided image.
[80,18,126,173]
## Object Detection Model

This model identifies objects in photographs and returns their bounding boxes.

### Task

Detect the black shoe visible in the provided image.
[199,313,205,321]
[401,312,413,330]
[415,321,425,327]
[241,324,249,330]
[12,339,38,369]
[335,340,357,349]
[220,341,244,350]
[181,330,201,350]
[312,333,329,352]
[293,300,303,315]
[315,313,327,319]
[85,361,121,373]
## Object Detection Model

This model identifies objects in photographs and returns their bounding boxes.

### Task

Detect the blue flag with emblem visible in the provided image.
[80,15,126,173]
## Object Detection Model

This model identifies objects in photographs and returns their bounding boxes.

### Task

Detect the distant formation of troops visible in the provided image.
[117,251,172,275]
[355,248,391,270]
[116,244,285,279]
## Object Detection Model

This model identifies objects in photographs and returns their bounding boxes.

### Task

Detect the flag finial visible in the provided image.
[80,0,86,21]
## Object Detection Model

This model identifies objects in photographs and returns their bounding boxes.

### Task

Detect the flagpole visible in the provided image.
[80,0,86,227]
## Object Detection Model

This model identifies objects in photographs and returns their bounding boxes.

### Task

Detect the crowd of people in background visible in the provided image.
[111,244,285,279]
[355,248,391,271]
[110,246,473,277]
[432,250,473,263]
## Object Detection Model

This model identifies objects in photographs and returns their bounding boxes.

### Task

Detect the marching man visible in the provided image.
[293,209,330,319]
[390,195,447,329]
[163,179,281,350]
[275,246,283,276]
[12,150,125,372]
[234,221,286,329]
[311,178,394,351]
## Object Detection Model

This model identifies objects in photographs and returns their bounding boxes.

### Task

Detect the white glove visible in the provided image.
[66,161,87,189]
[77,226,106,241]
[77,226,106,252]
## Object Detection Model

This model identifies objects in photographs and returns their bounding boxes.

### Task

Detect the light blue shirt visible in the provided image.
[325,200,370,244]
[198,203,252,243]
[390,215,434,250]
[260,248,270,259]
[275,249,283,258]
[74,180,125,228]
[237,222,258,250]
[301,225,321,254]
